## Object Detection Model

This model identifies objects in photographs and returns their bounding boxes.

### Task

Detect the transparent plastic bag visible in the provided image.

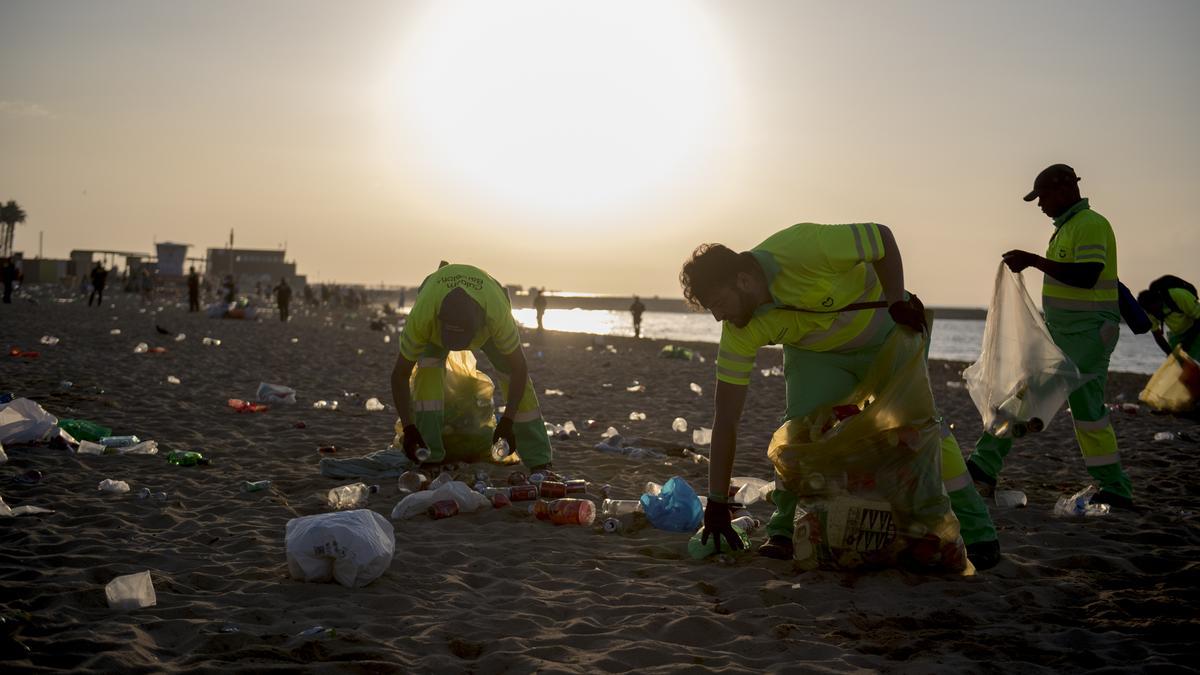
[285,509,395,587]
[963,264,1089,438]
[400,351,497,461]
[768,328,969,573]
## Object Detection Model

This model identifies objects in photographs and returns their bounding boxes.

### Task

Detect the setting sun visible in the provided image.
[395,1,735,218]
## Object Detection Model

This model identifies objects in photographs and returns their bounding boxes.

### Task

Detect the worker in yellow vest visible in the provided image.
[1137,276,1200,356]
[390,263,554,471]
[968,164,1134,508]
[681,222,1001,570]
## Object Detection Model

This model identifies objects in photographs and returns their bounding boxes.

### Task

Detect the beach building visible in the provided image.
[205,247,306,289]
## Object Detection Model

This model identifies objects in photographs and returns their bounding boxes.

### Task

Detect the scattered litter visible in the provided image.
[133,343,149,354]
[98,479,131,494]
[256,383,297,404]
[659,345,693,360]
[761,366,784,377]
[593,434,665,460]
[682,448,709,464]
[640,476,703,532]
[166,376,181,385]
[671,417,688,433]
[364,398,386,412]
[545,421,578,440]
[994,490,1027,508]
[228,399,268,413]
[312,400,339,410]
[628,411,647,421]
[689,383,703,396]
[600,426,619,439]
[626,382,645,393]
[285,510,395,587]
[201,337,222,346]
[544,389,565,397]
[1154,431,1175,441]
[110,329,122,335]
[946,381,963,389]
[691,427,712,446]
[0,494,54,517]
[174,333,187,342]
[105,571,157,610]
[39,335,59,345]
[1053,485,1110,517]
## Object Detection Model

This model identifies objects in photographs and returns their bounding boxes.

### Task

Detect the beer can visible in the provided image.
[538,481,567,498]
[509,484,538,501]
[428,499,459,519]
[565,479,588,494]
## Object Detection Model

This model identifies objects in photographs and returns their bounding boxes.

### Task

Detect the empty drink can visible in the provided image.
[565,479,587,494]
[538,481,567,498]
[603,517,623,533]
[509,484,538,501]
[428,499,459,519]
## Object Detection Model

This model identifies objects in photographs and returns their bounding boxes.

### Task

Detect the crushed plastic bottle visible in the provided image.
[364,397,386,412]
[326,482,379,509]
[1053,485,1110,517]
[682,448,709,464]
[671,417,688,433]
[490,439,512,461]
[692,427,712,446]
[39,335,60,345]
[100,435,141,448]
[166,450,210,466]
[1154,431,1175,441]
[601,499,642,517]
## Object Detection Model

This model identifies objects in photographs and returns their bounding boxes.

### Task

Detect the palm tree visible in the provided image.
[0,200,27,259]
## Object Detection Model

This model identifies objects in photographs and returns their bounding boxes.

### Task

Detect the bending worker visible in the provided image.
[968,164,1134,509]
[680,222,1000,569]
[390,263,554,471]
[1137,276,1200,357]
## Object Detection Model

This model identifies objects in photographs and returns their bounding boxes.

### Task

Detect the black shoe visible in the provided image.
[1090,490,1134,510]
[966,460,997,498]
[757,535,794,560]
[966,539,1001,571]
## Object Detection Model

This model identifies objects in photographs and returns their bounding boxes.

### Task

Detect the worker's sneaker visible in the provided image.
[966,459,996,499]
[1090,490,1134,510]
[966,539,1001,571]
[757,535,794,560]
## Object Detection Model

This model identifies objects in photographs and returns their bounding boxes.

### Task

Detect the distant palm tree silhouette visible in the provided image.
[0,200,27,259]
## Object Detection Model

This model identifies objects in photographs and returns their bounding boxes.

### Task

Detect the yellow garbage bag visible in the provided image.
[1139,346,1200,413]
[397,351,498,462]
[767,328,969,574]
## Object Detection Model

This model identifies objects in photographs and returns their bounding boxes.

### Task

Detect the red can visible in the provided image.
[509,484,538,501]
[491,492,511,508]
[538,481,567,498]
[317,445,338,454]
[428,499,460,519]
[565,479,588,494]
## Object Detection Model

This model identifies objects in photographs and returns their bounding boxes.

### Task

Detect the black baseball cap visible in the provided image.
[439,287,483,350]
[1023,164,1080,202]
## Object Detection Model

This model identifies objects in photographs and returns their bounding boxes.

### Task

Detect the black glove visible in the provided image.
[401,424,428,463]
[700,498,743,554]
[888,293,927,334]
[493,416,517,453]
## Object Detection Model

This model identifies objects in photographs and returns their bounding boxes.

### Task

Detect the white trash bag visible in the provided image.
[256,382,297,405]
[0,398,61,445]
[963,264,1090,438]
[285,509,395,587]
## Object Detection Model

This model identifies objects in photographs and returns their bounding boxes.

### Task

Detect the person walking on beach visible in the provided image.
[187,266,201,312]
[390,263,554,471]
[88,262,108,307]
[534,288,548,332]
[221,275,236,304]
[1,258,17,304]
[967,164,1134,509]
[630,295,646,338]
[274,277,292,322]
[1137,276,1200,356]
[680,223,1000,569]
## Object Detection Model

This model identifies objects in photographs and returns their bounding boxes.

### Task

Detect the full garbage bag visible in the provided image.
[399,350,497,462]
[0,398,60,445]
[1139,346,1200,413]
[963,264,1089,437]
[768,328,969,573]
[390,480,491,520]
[640,476,703,532]
[285,509,395,587]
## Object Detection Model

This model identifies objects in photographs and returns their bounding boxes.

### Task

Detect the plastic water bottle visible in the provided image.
[490,439,512,461]
[326,483,379,510]
[601,499,642,517]
[166,450,210,466]
[100,435,141,448]
[397,470,426,493]
[1053,485,1110,517]
[531,498,596,525]
[682,448,709,464]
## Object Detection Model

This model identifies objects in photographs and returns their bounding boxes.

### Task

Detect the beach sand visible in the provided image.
[1,289,1197,673]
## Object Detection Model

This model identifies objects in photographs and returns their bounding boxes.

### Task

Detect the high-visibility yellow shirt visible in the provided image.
[1150,287,1200,346]
[715,223,893,386]
[1042,199,1120,328]
[399,264,520,361]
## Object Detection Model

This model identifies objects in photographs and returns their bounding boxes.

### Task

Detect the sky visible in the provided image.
[1,0,1198,307]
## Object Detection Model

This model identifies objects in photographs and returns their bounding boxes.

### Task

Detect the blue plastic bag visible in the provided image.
[640,476,703,532]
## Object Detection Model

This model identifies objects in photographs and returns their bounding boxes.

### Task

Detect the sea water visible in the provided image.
[510,309,1163,375]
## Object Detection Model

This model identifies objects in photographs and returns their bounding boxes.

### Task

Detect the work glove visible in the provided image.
[700,498,744,554]
[493,416,517,454]
[888,293,927,334]
[400,423,429,463]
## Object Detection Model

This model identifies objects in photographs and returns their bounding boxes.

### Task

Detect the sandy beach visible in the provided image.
[1,287,1198,673]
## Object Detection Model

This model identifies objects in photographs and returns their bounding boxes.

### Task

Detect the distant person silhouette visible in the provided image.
[1,258,17,304]
[88,262,108,307]
[533,288,547,332]
[275,277,292,322]
[222,275,237,304]
[630,295,646,338]
[187,266,201,312]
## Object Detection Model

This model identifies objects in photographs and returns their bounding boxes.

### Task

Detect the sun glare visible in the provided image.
[397,1,732,218]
